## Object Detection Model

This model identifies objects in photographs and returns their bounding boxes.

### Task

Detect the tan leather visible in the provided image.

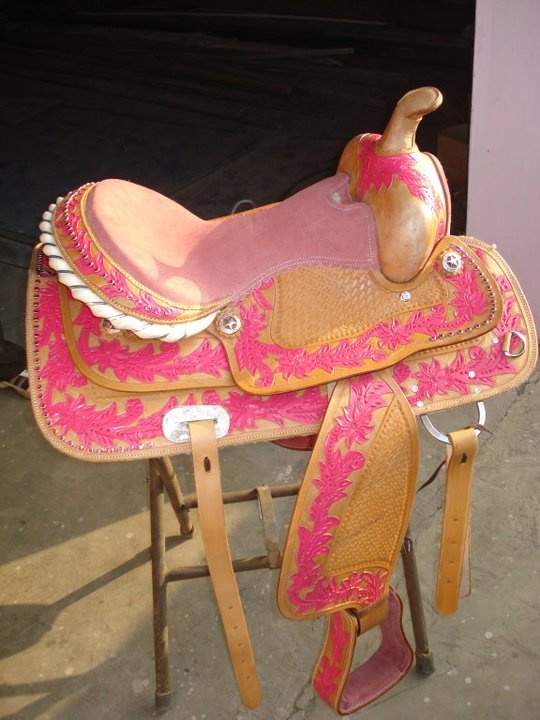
[337,87,449,283]
[188,419,262,708]
[435,428,478,616]
[271,262,447,349]
[217,236,502,396]
[356,596,389,634]
[277,373,419,621]
[377,87,442,155]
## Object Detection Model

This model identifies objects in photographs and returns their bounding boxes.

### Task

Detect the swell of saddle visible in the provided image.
[338,86,451,284]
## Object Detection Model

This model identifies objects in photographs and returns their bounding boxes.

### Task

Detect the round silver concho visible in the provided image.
[400,290,412,302]
[217,312,242,335]
[440,249,463,275]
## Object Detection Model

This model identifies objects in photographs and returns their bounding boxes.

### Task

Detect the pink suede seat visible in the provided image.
[84,174,379,308]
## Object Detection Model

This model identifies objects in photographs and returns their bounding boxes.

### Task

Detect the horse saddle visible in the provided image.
[27,87,537,714]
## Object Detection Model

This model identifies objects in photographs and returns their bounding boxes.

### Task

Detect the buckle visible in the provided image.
[162,405,230,443]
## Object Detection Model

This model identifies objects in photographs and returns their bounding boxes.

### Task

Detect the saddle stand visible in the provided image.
[27,87,537,714]
[147,454,432,711]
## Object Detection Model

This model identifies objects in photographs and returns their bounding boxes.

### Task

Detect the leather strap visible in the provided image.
[188,419,262,708]
[313,590,413,715]
[435,427,478,615]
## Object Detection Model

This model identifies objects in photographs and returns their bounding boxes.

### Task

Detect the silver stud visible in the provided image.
[468,370,476,379]
[492,336,499,344]
[473,387,481,394]
[416,400,424,408]
[441,249,463,275]
[218,312,242,335]
[411,385,419,393]
[400,290,412,302]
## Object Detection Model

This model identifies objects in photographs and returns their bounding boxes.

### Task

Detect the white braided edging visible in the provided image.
[39,202,216,342]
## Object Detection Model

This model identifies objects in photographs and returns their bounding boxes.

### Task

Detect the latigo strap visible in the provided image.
[435,428,478,615]
[189,419,262,708]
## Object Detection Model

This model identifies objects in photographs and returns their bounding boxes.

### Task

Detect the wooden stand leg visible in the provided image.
[401,528,435,675]
[154,456,194,536]
[149,459,172,709]
[147,452,434,710]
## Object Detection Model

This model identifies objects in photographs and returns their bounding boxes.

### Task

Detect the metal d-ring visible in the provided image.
[421,401,486,444]
[502,330,527,358]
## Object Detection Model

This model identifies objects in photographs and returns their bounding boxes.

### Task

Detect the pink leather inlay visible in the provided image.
[84,174,379,305]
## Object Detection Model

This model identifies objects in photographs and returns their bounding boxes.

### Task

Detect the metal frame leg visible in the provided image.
[401,527,435,675]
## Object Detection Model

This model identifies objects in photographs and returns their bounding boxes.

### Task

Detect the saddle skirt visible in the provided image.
[27,237,536,458]
[26,87,537,714]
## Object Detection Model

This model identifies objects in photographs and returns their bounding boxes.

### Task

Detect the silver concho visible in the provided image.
[440,249,463,275]
[217,312,242,335]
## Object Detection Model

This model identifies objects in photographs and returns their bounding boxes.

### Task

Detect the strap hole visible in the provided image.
[204,457,211,472]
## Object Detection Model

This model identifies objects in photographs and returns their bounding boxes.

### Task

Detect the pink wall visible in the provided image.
[467,0,540,325]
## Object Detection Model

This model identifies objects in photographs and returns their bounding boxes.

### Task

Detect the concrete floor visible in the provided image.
[1,18,539,720]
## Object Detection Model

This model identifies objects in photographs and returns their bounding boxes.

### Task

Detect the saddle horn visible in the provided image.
[338,87,450,283]
[377,86,442,155]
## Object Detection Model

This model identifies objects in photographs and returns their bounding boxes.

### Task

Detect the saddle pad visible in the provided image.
[26,240,536,462]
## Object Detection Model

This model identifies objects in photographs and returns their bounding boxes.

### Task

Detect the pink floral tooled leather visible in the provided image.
[27,238,535,463]
[356,133,448,244]
[216,236,502,395]
[395,239,538,414]
[58,284,233,392]
[279,375,394,619]
[27,252,329,461]
[336,87,451,283]
[313,611,356,708]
